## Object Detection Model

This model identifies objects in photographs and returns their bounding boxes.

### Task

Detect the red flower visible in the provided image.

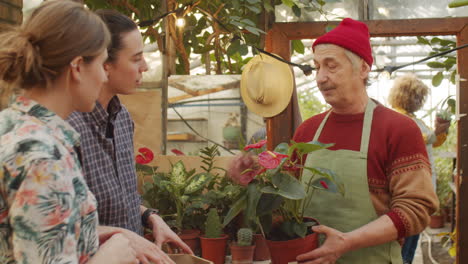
[136,147,154,164]
[171,148,185,156]
[320,180,329,189]
[258,151,289,169]
[238,170,256,186]
[244,139,267,151]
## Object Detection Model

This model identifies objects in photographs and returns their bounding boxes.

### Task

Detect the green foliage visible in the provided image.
[237,228,253,246]
[297,88,328,119]
[205,208,223,238]
[140,161,212,231]
[417,36,457,87]
[200,145,220,173]
[436,96,456,121]
[84,0,329,74]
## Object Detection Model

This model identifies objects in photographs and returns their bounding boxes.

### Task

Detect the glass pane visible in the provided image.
[275,0,359,22]
[372,0,468,19]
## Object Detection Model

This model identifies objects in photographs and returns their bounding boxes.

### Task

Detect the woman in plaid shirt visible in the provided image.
[68,9,192,264]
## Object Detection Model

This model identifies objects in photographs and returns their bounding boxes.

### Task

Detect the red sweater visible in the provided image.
[293,103,438,238]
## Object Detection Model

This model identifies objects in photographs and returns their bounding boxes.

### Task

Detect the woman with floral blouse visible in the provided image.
[0,1,137,263]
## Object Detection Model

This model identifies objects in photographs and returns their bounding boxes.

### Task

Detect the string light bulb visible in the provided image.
[176,17,185,27]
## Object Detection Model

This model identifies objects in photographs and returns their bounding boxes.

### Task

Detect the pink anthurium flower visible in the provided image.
[244,139,267,151]
[258,151,289,169]
[136,147,154,164]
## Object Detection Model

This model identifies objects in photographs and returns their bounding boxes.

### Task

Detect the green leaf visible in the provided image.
[245,26,264,36]
[238,44,249,56]
[430,37,442,45]
[449,0,468,8]
[292,4,301,17]
[241,18,256,27]
[256,193,283,215]
[223,195,247,227]
[245,182,262,226]
[450,70,457,84]
[246,0,260,4]
[274,142,289,154]
[171,161,187,185]
[292,222,307,237]
[427,61,446,69]
[269,172,306,200]
[292,39,305,54]
[417,36,430,45]
[432,72,444,87]
[288,141,334,157]
[245,5,262,14]
[184,173,212,194]
[282,0,295,7]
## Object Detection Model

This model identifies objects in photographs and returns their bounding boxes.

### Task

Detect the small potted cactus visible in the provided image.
[200,208,228,264]
[230,228,256,264]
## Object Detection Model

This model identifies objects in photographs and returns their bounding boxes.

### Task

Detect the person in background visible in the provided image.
[293,18,438,263]
[67,9,191,264]
[388,73,450,264]
[0,1,137,263]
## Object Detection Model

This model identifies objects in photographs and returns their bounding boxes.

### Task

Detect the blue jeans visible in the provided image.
[401,234,420,264]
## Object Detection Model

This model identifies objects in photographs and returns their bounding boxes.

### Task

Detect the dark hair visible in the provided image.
[96,9,138,63]
[0,0,110,92]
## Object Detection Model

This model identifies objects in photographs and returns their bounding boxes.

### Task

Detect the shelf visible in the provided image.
[168,118,207,122]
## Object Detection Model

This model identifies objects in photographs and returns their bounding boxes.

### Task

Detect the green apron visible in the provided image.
[302,99,402,264]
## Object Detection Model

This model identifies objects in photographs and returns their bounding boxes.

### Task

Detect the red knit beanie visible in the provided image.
[312,18,373,67]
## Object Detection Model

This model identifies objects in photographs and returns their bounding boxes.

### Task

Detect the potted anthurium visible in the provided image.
[223,140,345,264]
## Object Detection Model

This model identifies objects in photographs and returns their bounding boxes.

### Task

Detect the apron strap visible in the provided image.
[312,98,377,155]
[360,99,376,155]
[312,110,332,142]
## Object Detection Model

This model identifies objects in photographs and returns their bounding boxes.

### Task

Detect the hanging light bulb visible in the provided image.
[176,17,186,28]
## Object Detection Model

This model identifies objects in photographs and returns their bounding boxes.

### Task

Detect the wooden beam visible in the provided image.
[456,22,468,264]
[265,26,294,150]
[274,17,468,39]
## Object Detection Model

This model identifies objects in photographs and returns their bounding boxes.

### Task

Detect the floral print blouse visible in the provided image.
[0,97,99,264]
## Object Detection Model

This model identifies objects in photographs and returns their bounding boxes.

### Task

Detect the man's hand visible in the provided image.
[149,214,194,254]
[435,117,451,135]
[296,225,350,264]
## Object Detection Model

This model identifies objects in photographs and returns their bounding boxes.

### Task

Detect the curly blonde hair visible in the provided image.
[388,73,429,114]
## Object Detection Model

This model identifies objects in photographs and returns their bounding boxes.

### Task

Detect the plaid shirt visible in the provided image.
[67,96,143,235]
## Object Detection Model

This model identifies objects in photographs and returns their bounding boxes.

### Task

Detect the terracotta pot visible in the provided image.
[230,243,256,264]
[179,229,201,255]
[429,214,445,229]
[200,234,228,264]
[266,232,319,264]
[253,234,270,261]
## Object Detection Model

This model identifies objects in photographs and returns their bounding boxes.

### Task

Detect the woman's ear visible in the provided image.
[69,56,84,82]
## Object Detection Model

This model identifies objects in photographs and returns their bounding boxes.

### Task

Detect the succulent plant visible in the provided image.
[205,208,222,238]
[237,228,253,246]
